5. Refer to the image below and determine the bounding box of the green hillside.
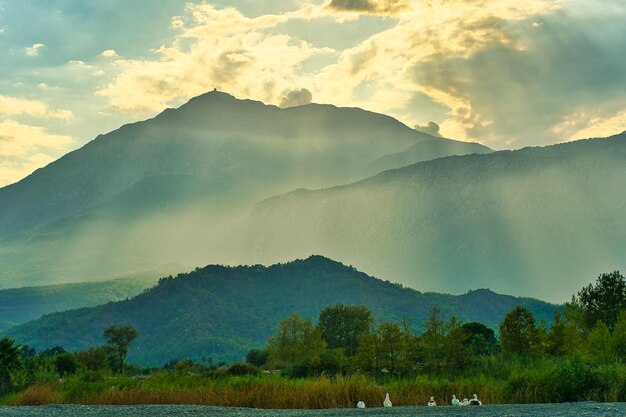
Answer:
[0,274,159,332]
[4,256,558,366]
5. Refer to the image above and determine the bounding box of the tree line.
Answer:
[0,271,624,397]
[248,271,626,376]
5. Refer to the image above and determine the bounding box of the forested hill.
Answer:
[0,274,159,332]
[4,256,558,366]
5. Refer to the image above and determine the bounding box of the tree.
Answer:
[246,348,269,367]
[422,306,446,366]
[547,311,581,356]
[573,271,626,330]
[104,325,139,374]
[76,346,111,372]
[500,306,539,356]
[0,338,21,393]
[318,304,373,356]
[267,314,326,367]
[55,352,78,377]
[585,321,612,364]
[377,321,410,375]
[610,310,626,362]
[445,316,467,368]
[462,322,497,356]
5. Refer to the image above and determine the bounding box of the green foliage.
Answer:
[462,322,497,356]
[4,256,559,366]
[54,352,78,377]
[76,346,111,372]
[0,338,21,393]
[227,363,259,376]
[610,311,626,362]
[500,306,540,357]
[573,271,626,331]
[245,349,268,367]
[267,315,326,367]
[318,304,373,356]
[103,325,139,374]
[422,306,446,366]
[547,311,581,356]
[585,321,613,364]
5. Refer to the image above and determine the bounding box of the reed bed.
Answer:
[7,364,626,407]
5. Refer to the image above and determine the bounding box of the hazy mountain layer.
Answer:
[0,274,159,332]
[3,256,557,366]
[0,91,489,288]
[245,133,626,301]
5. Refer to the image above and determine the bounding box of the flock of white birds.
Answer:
[356,392,482,408]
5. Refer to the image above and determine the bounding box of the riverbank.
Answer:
[2,362,625,408]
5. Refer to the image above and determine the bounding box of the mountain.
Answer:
[0,274,160,332]
[0,91,490,288]
[3,256,557,366]
[367,138,492,175]
[244,133,626,301]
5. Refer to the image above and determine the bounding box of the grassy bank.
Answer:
[3,359,626,407]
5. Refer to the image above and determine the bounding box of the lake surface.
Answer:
[1,403,624,417]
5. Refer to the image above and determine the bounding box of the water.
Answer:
[1,403,624,417]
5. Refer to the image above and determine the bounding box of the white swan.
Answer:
[383,393,392,408]
[469,394,482,406]
[460,397,469,406]
[451,395,460,406]
[427,396,436,406]
[356,401,366,409]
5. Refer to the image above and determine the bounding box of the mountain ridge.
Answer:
[245,132,626,301]
[3,256,558,366]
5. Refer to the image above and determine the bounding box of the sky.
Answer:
[0,0,625,187]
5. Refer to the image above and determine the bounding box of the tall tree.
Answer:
[547,311,581,356]
[573,271,626,330]
[422,306,446,366]
[103,325,139,374]
[610,310,626,362]
[462,322,497,356]
[318,304,373,356]
[267,314,326,366]
[0,338,21,393]
[500,306,539,356]
[445,316,467,368]
[585,321,613,364]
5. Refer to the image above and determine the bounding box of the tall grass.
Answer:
[6,361,626,407]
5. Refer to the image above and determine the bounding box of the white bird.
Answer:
[460,397,469,406]
[383,393,392,408]
[451,395,460,406]
[356,401,366,409]
[469,394,482,406]
[427,396,436,406]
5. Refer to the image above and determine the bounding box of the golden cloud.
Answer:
[0,95,74,120]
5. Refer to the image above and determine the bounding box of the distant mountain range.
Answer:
[245,133,626,301]
[3,256,558,366]
[0,91,490,289]
[0,274,159,332]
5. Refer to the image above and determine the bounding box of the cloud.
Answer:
[414,121,441,137]
[280,88,313,108]
[408,8,626,146]
[0,95,74,120]
[95,4,333,114]
[0,120,74,158]
[100,49,119,58]
[327,0,410,14]
[25,43,44,56]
